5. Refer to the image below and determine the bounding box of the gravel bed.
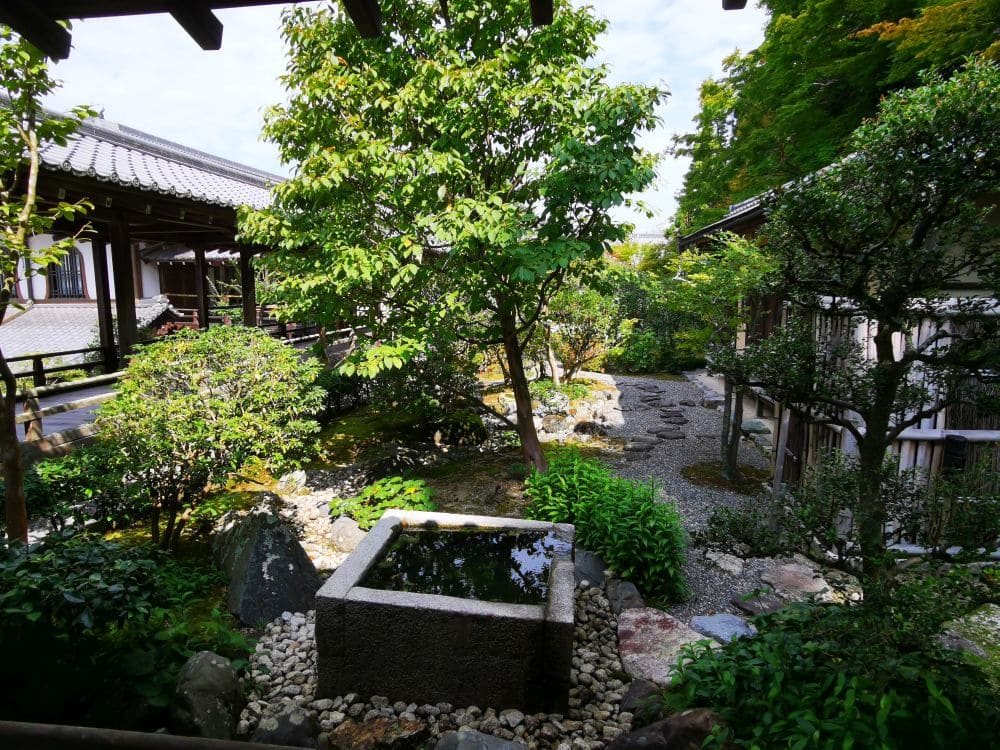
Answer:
[239,580,632,749]
[601,374,781,622]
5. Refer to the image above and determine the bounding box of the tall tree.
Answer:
[730,62,1000,607]
[673,0,999,234]
[1,27,91,541]
[668,234,776,481]
[240,0,662,471]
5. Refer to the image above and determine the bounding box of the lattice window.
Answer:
[48,249,85,299]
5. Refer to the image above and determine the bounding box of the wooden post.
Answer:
[239,247,257,327]
[31,356,45,388]
[194,247,209,330]
[90,229,118,372]
[109,216,138,360]
[771,406,792,500]
[23,396,41,441]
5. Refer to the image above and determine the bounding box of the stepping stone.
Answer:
[624,442,655,452]
[690,613,757,642]
[619,677,661,716]
[660,409,684,417]
[704,551,744,576]
[659,432,686,440]
[618,608,718,685]
[679,399,698,406]
[646,427,669,435]
[664,417,689,425]
[760,558,857,603]
[731,591,783,616]
[701,393,725,408]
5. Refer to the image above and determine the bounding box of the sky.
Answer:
[43,1,768,236]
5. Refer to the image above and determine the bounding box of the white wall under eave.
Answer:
[140,258,161,297]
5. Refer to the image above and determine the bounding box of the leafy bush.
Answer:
[529,377,591,403]
[27,443,143,530]
[314,367,372,419]
[604,329,667,373]
[662,596,1000,749]
[0,532,251,726]
[97,326,324,549]
[524,449,688,601]
[330,476,437,530]
[696,502,794,559]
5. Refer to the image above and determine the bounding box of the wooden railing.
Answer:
[6,346,114,386]
[15,372,122,441]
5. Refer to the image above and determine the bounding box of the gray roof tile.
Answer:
[39,117,282,211]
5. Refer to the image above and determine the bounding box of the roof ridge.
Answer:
[75,117,285,188]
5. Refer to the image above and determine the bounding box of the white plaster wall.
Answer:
[140,259,160,297]
[20,234,137,300]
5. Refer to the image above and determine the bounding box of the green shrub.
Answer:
[524,449,688,601]
[315,367,372,419]
[27,443,143,530]
[330,476,437,530]
[0,532,251,727]
[97,326,324,549]
[696,502,795,559]
[604,329,667,373]
[529,378,591,403]
[430,408,489,446]
[662,597,1000,749]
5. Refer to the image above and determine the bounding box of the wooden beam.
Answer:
[169,2,223,51]
[341,0,382,38]
[530,0,553,26]
[722,0,748,9]
[0,0,72,60]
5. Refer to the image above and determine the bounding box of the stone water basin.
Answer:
[315,510,575,712]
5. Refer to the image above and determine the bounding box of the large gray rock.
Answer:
[606,709,724,750]
[741,419,771,435]
[436,729,526,750]
[606,579,645,613]
[331,515,366,553]
[690,613,757,642]
[252,707,319,747]
[213,509,322,626]
[619,678,661,719]
[170,651,244,739]
[575,548,608,584]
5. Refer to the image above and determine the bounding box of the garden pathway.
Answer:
[601,373,780,621]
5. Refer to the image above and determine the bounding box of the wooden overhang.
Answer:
[678,196,767,251]
[33,114,279,365]
[0,0,754,59]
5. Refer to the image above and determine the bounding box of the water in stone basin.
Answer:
[361,528,571,605]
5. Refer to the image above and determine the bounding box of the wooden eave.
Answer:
[36,169,242,244]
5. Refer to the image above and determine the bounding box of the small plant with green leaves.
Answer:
[661,587,1000,749]
[330,476,436,530]
[525,448,688,601]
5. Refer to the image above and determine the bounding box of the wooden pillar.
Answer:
[194,248,209,330]
[90,228,118,372]
[239,248,257,327]
[109,215,138,360]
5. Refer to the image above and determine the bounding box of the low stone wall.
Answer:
[315,510,576,713]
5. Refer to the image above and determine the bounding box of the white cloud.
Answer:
[42,0,767,235]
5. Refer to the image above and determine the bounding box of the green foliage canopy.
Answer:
[97,326,323,548]
[239,0,663,377]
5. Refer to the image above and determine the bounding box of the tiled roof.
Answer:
[39,117,282,210]
[140,244,244,264]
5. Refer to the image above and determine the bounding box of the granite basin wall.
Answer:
[315,510,575,713]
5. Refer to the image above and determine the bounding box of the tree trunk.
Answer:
[856,327,903,611]
[723,386,743,481]
[0,348,27,543]
[720,376,733,468]
[546,335,562,387]
[501,312,548,473]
